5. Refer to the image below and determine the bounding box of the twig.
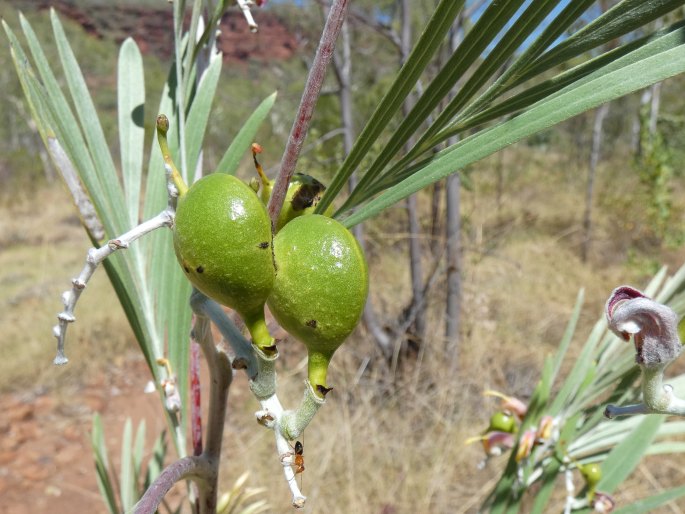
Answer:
[236,0,259,32]
[47,137,104,241]
[53,209,174,365]
[268,0,350,226]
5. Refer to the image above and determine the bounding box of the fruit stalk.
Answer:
[156,114,188,196]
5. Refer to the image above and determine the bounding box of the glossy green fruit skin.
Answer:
[267,215,368,386]
[580,462,602,488]
[275,174,334,231]
[174,173,275,325]
[487,411,516,434]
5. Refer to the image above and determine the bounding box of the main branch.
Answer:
[268,0,349,225]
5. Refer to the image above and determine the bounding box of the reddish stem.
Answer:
[190,336,203,456]
[134,456,213,514]
[268,0,350,226]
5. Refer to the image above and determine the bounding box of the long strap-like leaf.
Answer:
[339,41,685,228]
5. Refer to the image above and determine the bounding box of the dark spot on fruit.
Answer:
[258,241,270,249]
[196,266,204,273]
[183,265,190,273]
[306,319,318,328]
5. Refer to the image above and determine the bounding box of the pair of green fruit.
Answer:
[158,116,368,397]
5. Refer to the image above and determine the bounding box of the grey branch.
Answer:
[53,209,174,365]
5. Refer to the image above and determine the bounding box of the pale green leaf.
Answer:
[598,415,665,492]
[216,91,277,175]
[91,414,118,514]
[185,56,222,184]
[120,418,135,512]
[118,38,145,227]
[50,9,128,232]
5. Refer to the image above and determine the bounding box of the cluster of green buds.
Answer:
[157,116,368,398]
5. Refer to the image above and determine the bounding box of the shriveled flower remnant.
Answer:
[604,286,685,419]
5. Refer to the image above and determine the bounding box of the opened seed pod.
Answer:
[267,215,368,395]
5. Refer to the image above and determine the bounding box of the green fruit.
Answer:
[267,215,368,395]
[275,174,334,231]
[579,462,601,488]
[487,411,516,434]
[174,173,275,347]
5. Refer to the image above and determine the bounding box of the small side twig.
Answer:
[268,0,350,225]
[236,0,259,32]
[53,209,174,365]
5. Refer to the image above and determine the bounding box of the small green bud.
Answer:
[487,411,516,434]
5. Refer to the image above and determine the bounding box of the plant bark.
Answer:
[581,102,610,262]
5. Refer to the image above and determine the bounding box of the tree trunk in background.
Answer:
[648,81,662,137]
[632,88,652,157]
[445,171,461,369]
[445,19,463,370]
[331,15,393,358]
[401,0,426,348]
[581,102,610,262]
[430,182,443,255]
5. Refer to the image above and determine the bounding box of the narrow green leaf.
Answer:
[338,0,521,212]
[441,20,685,145]
[457,0,596,123]
[515,0,685,86]
[397,0,561,173]
[133,420,146,491]
[340,43,685,227]
[599,415,665,492]
[185,55,222,184]
[50,9,128,232]
[91,414,119,514]
[6,20,155,371]
[612,485,685,514]
[550,289,584,388]
[315,0,466,214]
[120,418,135,512]
[16,14,110,232]
[118,38,146,227]
[216,91,277,175]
